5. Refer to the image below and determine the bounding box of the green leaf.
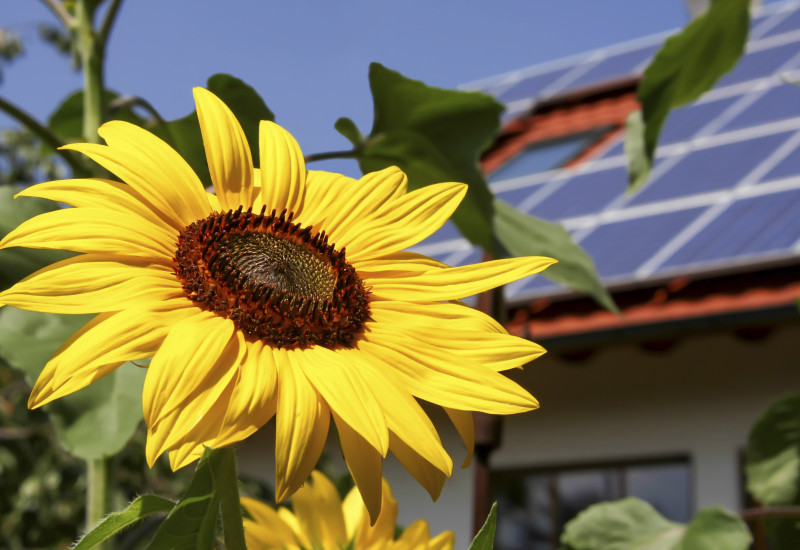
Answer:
[627,0,750,191]
[335,117,364,147]
[0,187,73,292]
[347,62,503,254]
[48,89,147,147]
[147,447,233,550]
[493,199,617,312]
[0,307,147,459]
[73,495,175,550]
[675,507,752,550]
[468,502,497,550]
[156,74,274,187]
[561,498,684,550]
[746,393,800,506]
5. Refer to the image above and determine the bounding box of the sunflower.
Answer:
[0,88,553,520]
[242,470,454,550]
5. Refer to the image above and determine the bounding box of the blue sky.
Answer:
[3,1,702,177]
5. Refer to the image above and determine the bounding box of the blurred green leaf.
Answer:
[0,307,146,460]
[73,495,174,550]
[493,199,616,312]
[0,187,73,291]
[561,498,684,550]
[342,62,502,254]
[156,74,274,187]
[627,0,750,191]
[746,393,800,548]
[48,89,147,148]
[561,498,751,550]
[147,448,228,550]
[677,507,752,550]
[335,116,364,147]
[468,502,497,550]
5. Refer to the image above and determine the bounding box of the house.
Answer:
[240,2,800,548]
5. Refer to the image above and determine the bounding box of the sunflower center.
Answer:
[174,206,370,349]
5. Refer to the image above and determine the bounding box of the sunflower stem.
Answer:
[216,446,247,550]
[86,457,112,549]
[75,0,106,144]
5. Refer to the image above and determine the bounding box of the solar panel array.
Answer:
[412,1,800,303]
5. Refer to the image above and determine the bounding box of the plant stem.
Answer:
[75,0,105,143]
[86,457,111,542]
[39,0,74,28]
[304,149,359,163]
[217,447,247,550]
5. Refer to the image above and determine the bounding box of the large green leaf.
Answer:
[676,508,752,550]
[627,0,750,190]
[561,498,751,550]
[561,498,684,550]
[48,89,147,147]
[468,502,498,550]
[745,393,800,548]
[0,187,73,292]
[147,448,230,550]
[340,62,502,254]
[73,495,175,550]
[0,306,146,460]
[155,74,274,187]
[746,393,800,506]
[493,199,617,312]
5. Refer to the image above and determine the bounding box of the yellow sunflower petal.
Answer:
[210,339,278,449]
[389,432,447,501]
[193,88,256,211]
[370,306,545,371]
[28,299,197,408]
[443,408,475,468]
[370,300,506,334]
[293,346,388,456]
[360,328,539,414]
[342,182,467,262]
[355,357,452,476]
[292,471,348,549]
[345,477,398,550]
[242,497,301,550]
[274,353,330,502]
[259,121,305,215]
[335,413,384,525]
[354,252,448,277]
[65,122,210,227]
[429,531,456,550]
[0,255,181,314]
[369,255,557,301]
[142,313,239,465]
[16,178,176,232]
[0,207,177,263]
[398,520,431,546]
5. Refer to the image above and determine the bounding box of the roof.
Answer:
[411,0,800,318]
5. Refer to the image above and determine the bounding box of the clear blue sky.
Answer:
[2,1,710,177]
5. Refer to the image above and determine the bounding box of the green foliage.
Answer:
[341,63,614,310]
[0,28,23,83]
[48,89,146,146]
[73,495,175,550]
[560,498,751,550]
[0,130,67,187]
[745,393,800,547]
[0,187,72,291]
[627,0,750,190]
[339,62,501,254]
[0,307,147,460]
[147,448,228,550]
[468,502,498,550]
[154,73,274,187]
[493,200,617,313]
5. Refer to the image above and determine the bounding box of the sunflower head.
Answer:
[242,470,455,550]
[0,87,555,521]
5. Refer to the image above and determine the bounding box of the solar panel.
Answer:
[448,1,800,299]
[661,187,800,268]
[566,44,660,91]
[496,68,573,103]
[627,131,795,205]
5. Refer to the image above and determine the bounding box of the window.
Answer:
[491,457,692,550]
[488,131,607,183]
